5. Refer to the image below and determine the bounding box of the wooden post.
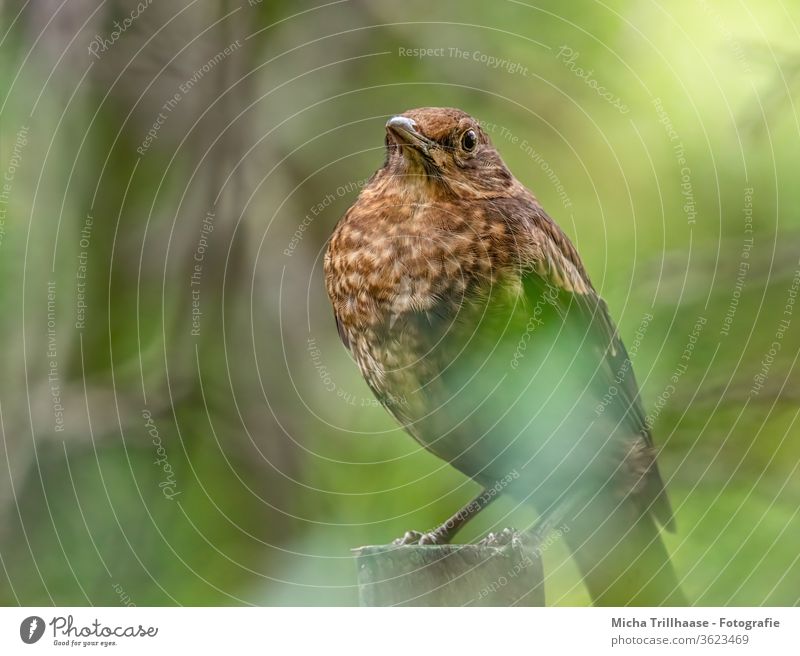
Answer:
[354,542,544,606]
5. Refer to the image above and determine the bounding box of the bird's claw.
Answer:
[392,529,447,546]
[479,527,524,549]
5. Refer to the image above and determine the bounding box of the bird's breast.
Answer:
[325,196,521,406]
[325,200,500,332]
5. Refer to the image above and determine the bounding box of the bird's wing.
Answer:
[334,314,350,350]
[529,214,650,439]
[495,197,675,529]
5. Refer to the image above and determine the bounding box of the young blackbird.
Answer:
[324,107,685,605]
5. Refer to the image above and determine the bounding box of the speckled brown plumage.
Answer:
[324,108,685,605]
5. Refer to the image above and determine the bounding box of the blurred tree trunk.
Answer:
[0,0,301,604]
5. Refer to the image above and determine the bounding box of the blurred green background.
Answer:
[0,0,798,606]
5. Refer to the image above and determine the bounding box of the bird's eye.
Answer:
[460,129,477,152]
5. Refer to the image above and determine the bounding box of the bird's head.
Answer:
[383,107,515,199]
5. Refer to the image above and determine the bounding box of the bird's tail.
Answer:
[562,494,687,606]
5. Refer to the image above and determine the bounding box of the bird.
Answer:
[324,107,686,605]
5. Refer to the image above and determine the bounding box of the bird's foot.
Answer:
[478,527,524,549]
[392,529,448,546]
